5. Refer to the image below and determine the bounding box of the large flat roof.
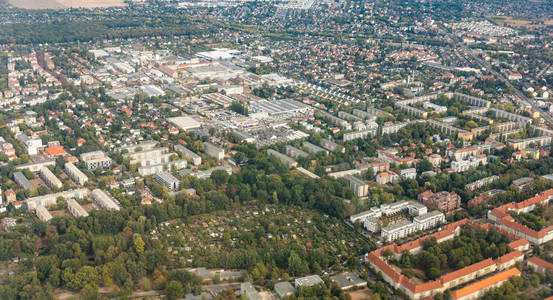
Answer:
[168,116,202,130]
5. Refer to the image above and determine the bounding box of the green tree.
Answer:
[165,280,184,300]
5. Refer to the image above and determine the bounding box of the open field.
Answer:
[349,288,372,300]
[489,16,553,28]
[8,0,126,9]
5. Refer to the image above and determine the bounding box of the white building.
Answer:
[204,142,224,160]
[35,206,53,222]
[65,162,88,185]
[451,155,487,172]
[413,210,445,231]
[138,159,188,176]
[39,167,63,189]
[154,171,180,191]
[80,151,112,170]
[175,145,202,166]
[91,189,120,211]
[400,168,417,180]
[381,220,416,242]
[67,198,89,218]
[346,175,369,198]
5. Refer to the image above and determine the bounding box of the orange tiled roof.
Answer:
[44,145,66,156]
[439,259,495,283]
[495,250,523,265]
[450,268,521,299]
[508,238,528,250]
[528,256,553,272]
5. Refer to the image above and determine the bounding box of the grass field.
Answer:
[8,0,126,9]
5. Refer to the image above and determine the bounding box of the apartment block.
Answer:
[418,190,461,213]
[91,189,120,211]
[267,149,298,168]
[14,171,33,190]
[67,198,89,218]
[346,175,369,198]
[65,162,88,185]
[80,151,112,170]
[35,206,53,222]
[154,171,180,191]
[413,210,445,231]
[285,145,308,159]
[138,159,188,176]
[175,145,202,166]
[320,138,341,153]
[204,142,225,160]
[302,141,328,155]
[39,167,63,189]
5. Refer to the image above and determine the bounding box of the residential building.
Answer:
[527,256,553,274]
[175,145,202,166]
[39,167,63,189]
[296,167,319,179]
[320,138,341,153]
[367,219,524,299]
[138,159,187,177]
[346,175,369,198]
[413,210,445,231]
[408,203,427,216]
[14,171,33,190]
[450,268,521,300]
[418,190,461,213]
[295,275,324,287]
[302,141,328,155]
[80,151,112,170]
[465,175,499,191]
[381,220,416,242]
[154,171,180,191]
[342,128,377,141]
[1,217,16,232]
[381,122,408,135]
[376,171,399,185]
[508,136,552,151]
[427,154,442,167]
[25,189,89,210]
[35,206,53,222]
[400,168,417,179]
[285,145,308,159]
[203,142,224,160]
[488,189,553,244]
[67,198,89,218]
[5,189,15,204]
[91,189,120,211]
[267,149,298,168]
[451,155,488,172]
[65,162,88,185]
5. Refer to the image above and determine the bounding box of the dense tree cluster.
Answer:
[397,226,511,281]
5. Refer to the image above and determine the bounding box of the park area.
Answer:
[153,204,371,283]
[8,0,126,9]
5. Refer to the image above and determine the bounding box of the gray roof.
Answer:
[274,281,296,297]
[14,171,33,190]
[295,275,324,287]
[330,272,367,289]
